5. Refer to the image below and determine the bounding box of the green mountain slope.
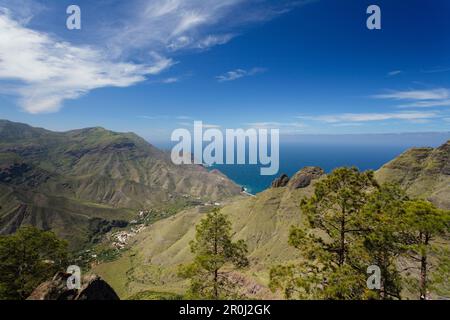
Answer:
[92,167,324,299]
[0,120,242,248]
[375,140,450,209]
[92,141,450,299]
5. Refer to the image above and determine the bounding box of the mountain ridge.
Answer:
[0,120,242,248]
[92,141,450,298]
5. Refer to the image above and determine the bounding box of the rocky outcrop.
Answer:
[27,273,119,300]
[288,166,324,189]
[271,174,290,188]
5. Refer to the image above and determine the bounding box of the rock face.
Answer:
[271,174,290,188]
[27,273,119,300]
[288,166,324,189]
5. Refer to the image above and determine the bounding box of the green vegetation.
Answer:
[402,200,450,299]
[91,141,450,299]
[269,168,450,300]
[0,119,241,249]
[270,167,378,299]
[375,141,450,210]
[360,184,408,299]
[2,120,448,300]
[0,226,68,300]
[127,290,183,300]
[178,208,249,299]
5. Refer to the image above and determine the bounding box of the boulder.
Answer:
[27,272,119,300]
[271,174,290,188]
[288,166,324,189]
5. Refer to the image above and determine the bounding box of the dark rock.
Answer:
[27,272,120,300]
[271,174,290,188]
[288,167,324,189]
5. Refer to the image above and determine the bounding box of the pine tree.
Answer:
[402,200,450,300]
[178,208,249,299]
[270,167,378,299]
[0,226,69,300]
[361,183,408,299]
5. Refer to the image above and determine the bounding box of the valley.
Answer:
[1,120,449,300]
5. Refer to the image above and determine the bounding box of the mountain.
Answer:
[92,141,450,299]
[92,167,324,299]
[375,140,450,209]
[0,120,242,248]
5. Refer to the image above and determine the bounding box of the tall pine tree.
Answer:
[361,183,408,299]
[179,208,249,299]
[402,200,450,299]
[270,167,378,299]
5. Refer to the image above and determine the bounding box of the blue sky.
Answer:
[0,0,449,143]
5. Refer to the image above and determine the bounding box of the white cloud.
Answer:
[0,11,173,113]
[397,99,450,108]
[245,121,304,128]
[373,89,449,101]
[216,67,266,82]
[297,112,438,123]
[202,123,221,129]
[196,34,235,49]
[422,66,450,73]
[162,77,181,84]
[108,0,299,55]
[387,70,402,76]
[0,0,306,113]
[244,121,305,134]
[178,121,220,128]
[373,88,450,108]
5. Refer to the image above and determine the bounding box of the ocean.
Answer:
[210,136,450,194]
[158,132,450,195]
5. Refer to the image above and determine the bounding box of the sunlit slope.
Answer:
[93,169,321,299]
[375,140,450,209]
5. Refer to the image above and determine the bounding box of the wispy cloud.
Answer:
[106,0,304,56]
[387,70,402,77]
[397,99,450,108]
[216,67,266,82]
[373,88,450,108]
[373,89,449,100]
[176,116,193,120]
[0,11,173,113]
[244,121,305,133]
[161,77,181,84]
[245,121,304,128]
[137,115,169,120]
[178,121,220,128]
[297,111,438,123]
[421,66,450,74]
[0,0,303,113]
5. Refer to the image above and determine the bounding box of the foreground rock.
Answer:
[27,273,119,300]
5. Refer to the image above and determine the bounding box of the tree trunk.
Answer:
[339,214,346,266]
[214,269,218,299]
[419,233,429,300]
